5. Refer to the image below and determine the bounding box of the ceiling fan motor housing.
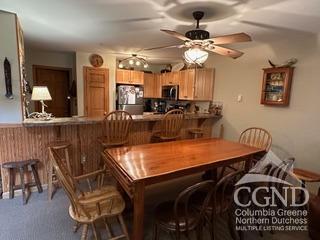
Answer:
[185,29,210,40]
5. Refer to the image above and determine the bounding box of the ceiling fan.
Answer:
[143,11,252,64]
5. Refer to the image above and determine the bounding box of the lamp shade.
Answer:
[184,48,209,64]
[31,86,52,101]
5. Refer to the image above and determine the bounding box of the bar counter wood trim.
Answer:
[0,115,218,193]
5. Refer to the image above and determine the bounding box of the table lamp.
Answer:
[29,86,53,120]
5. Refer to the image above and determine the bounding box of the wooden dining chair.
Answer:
[152,109,184,142]
[239,127,272,151]
[153,180,214,240]
[97,110,133,148]
[49,146,129,240]
[47,141,72,200]
[191,170,245,240]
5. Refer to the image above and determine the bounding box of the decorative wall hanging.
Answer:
[268,58,298,68]
[4,58,13,99]
[261,67,294,106]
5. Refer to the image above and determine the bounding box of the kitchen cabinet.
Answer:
[116,69,144,85]
[161,72,179,86]
[178,68,214,101]
[144,73,161,98]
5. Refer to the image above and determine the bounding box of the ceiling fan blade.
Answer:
[206,46,244,59]
[142,44,185,51]
[209,33,252,45]
[160,29,191,41]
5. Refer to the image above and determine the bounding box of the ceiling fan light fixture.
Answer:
[118,62,124,68]
[143,63,148,68]
[184,48,208,64]
[129,59,134,65]
[136,60,141,66]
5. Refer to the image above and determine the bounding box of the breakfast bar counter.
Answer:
[0,113,221,193]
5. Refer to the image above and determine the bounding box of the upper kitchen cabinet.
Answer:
[130,70,144,85]
[144,73,161,98]
[179,68,214,101]
[179,69,195,100]
[116,69,131,84]
[116,69,144,85]
[161,72,179,86]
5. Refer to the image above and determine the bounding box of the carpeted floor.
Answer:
[0,174,311,240]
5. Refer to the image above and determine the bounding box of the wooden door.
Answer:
[144,73,155,98]
[33,65,71,117]
[84,67,109,117]
[116,69,131,84]
[130,70,144,85]
[179,69,195,100]
[194,68,214,100]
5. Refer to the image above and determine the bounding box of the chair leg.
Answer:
[91,223,100,240]
[152,223,159,240]
[31,164,43,193]
[103,218,113,239]
[48,162,53,200]
[81,224,88,240]
[9,168,14,199]
[73,221,81,233]
[19,167,26,205]
[118,214,130,239]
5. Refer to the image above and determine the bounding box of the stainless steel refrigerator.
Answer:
[117,85,144,115]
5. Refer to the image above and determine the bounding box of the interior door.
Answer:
[84,67,109,117]
[33,66,71,117]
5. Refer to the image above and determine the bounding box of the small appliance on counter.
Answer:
[161,85,178,100]
[117,85,144,115]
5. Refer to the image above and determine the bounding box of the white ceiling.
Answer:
[1,0,320,63]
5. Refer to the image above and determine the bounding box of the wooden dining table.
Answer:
[102,138,265,240]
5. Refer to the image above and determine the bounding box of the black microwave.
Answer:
[161,85,178,100]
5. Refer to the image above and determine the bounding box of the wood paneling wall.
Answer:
[0,119,214,192]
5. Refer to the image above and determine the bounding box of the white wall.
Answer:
[207,33,320,192]
[0,12,22,123]
[25,48,76,84]
[76,52,116,115]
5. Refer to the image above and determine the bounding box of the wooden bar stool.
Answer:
[2,159,43,205]
[97,110,133,149]
[47,141,72,200]
[188,128,204,139]
[152,109,184,142]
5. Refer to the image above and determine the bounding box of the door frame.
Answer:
[83,66,109,117]
[32,65,72,116]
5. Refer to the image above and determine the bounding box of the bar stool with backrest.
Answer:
[47,141,72,200]
[152,109,184,142]
[49,146,129,240]
[97,111,133,148]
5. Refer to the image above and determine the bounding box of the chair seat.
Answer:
[2,159,39,169]
[190,189,232,214]
[293,168,320,182]
[188,128,204,135]
[69,185,125,223]
[47,141,71,149]
[97,136,127,148]
[154,201,199,232]
[152,131,179,141]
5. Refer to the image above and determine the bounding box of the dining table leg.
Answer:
[132,181,145,240]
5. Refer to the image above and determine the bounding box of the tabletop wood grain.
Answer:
[105,138,263,183]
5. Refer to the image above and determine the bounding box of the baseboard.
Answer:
[1,184,48,199]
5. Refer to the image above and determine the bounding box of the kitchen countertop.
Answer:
[23,113,221,127]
